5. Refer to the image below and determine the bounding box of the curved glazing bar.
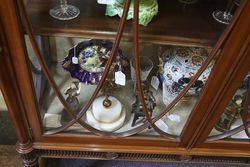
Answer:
[132,0,178,140]
[242,80,250,138]
[29,58,42,75]
[209,73,249,141]
[150,0,246,126]
[134,1,245,138]
[133,0,247,138]
[18,0,246,138]
[17,0,139,137]
[43,0,132,135]
[207,124,246,141]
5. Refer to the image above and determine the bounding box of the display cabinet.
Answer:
[0,0,249,166]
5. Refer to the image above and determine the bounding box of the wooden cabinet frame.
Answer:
[0,0,249,166]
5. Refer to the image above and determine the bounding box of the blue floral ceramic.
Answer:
[62,39,126,85]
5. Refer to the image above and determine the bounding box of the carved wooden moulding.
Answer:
[35,149,249,164]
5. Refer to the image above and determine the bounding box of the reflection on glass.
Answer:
[49,0,80,20]
[130,56,153,82]
[153,95,198,136]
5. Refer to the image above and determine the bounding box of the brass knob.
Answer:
[103,95,112,108]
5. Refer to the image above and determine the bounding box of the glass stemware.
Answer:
[212,0,240,25]
[130,56,153,93]
[234,0,241,6]
[130,56,153,83]
[49,0,80,20]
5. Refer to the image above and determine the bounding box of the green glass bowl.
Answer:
[105,0,158,26]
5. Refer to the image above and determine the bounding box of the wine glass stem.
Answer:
[60,0,68,6]
[60,0,68,13]
[225,0,234,14]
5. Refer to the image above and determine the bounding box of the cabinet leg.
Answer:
[16,141,38,167]
[20,151,38,167]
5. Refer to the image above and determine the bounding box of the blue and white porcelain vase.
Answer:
[159,47,213,104]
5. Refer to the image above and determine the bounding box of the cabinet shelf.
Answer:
[26,0,225,47]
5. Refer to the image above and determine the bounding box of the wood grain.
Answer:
[1,0,250,162]
[26,0,224,47]
[180,0,250,149]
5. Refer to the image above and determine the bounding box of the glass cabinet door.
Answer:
[20,0,246,141]
[208,74,250,142]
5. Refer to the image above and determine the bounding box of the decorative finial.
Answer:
[103,95,112,108]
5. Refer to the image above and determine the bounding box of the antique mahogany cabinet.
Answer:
[0,0,249,166]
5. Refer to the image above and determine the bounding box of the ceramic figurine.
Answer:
[215,75,250,132]
[105,0,158,26]
[61,81,81,124]
[131,85,156,127]
[215,95,243,132]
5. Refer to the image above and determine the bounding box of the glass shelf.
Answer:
[25,0,225,47]
[22,0,244,139]
[26,36,217,138]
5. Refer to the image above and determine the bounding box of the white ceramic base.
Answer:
[92,96,122,123]
[86,108,126,132]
